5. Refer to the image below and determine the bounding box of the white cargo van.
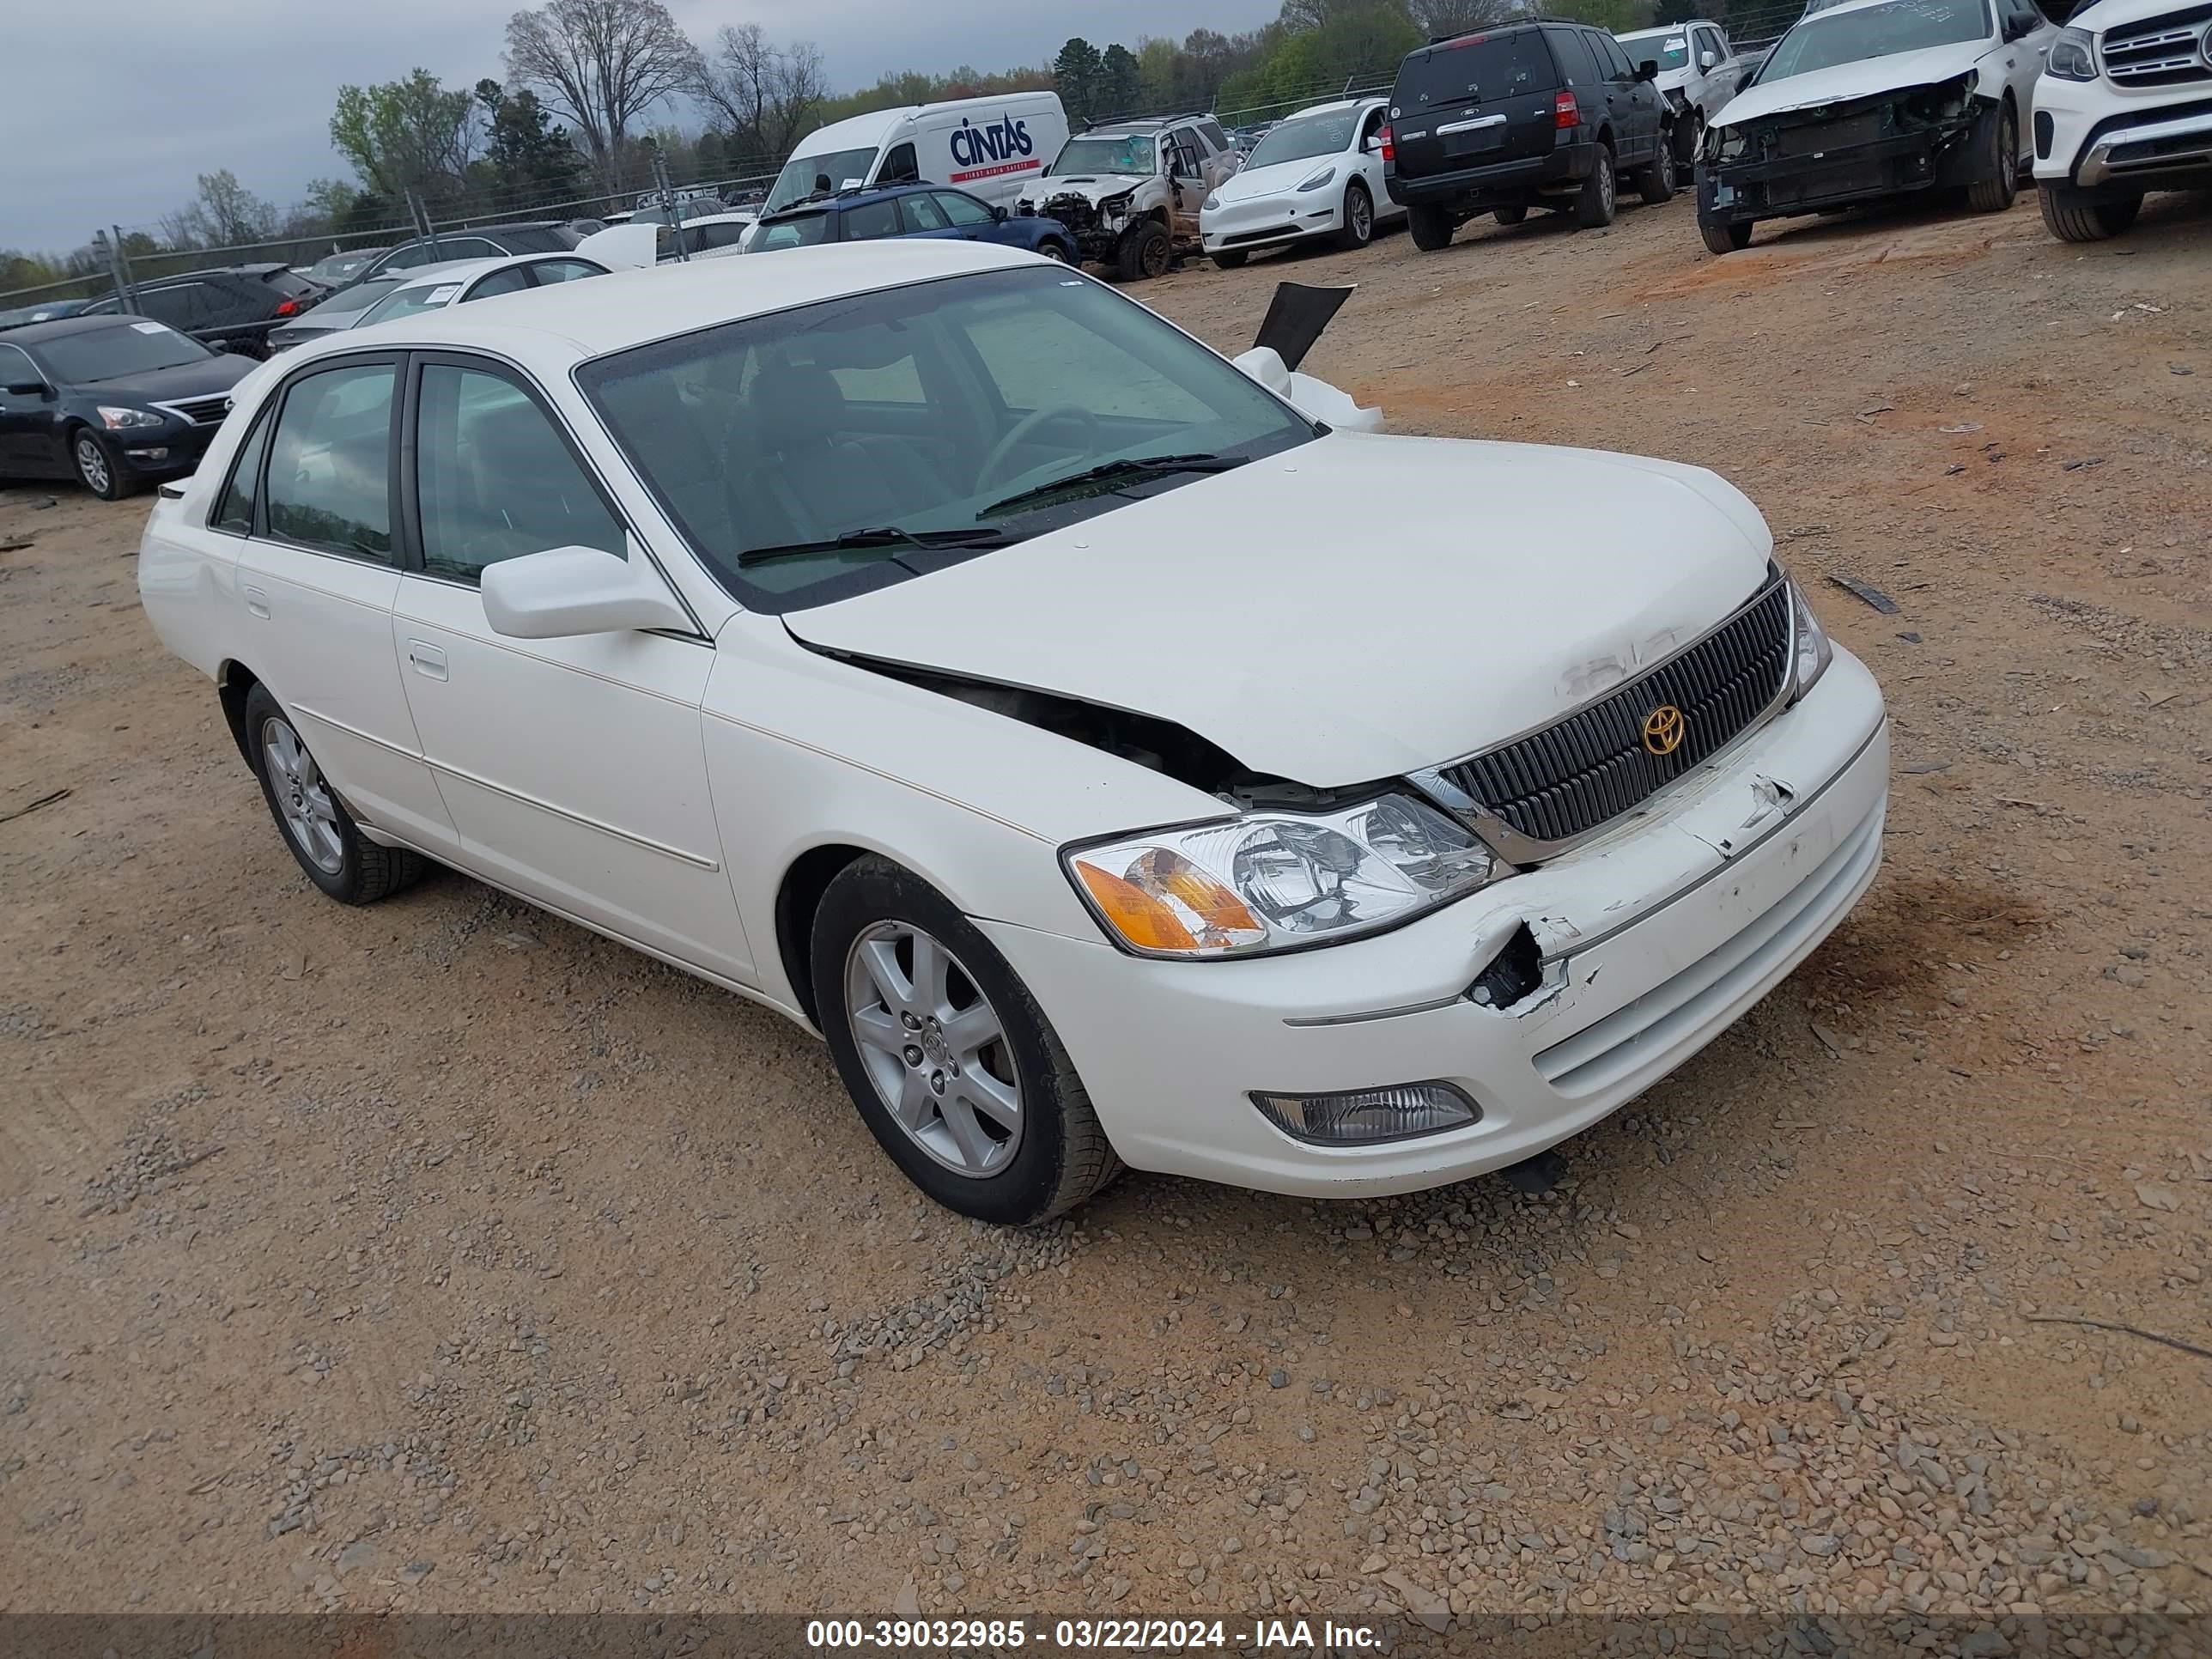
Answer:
[756,92,1071,222]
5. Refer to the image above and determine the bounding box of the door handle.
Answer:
[407,640,449,681]
[241,583,270,620]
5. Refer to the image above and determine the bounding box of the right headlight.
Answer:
[1065,793,1506,959]
[2045,26,2098,80]
[1787,575,1833,700]
[1201,191,1221,212]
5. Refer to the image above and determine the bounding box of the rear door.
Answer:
[1389,28,1563,180]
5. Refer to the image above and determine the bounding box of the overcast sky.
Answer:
[3,0,1280,257]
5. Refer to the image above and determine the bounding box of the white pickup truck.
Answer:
[2032,0,2212,240]
[1617,19,1753,175]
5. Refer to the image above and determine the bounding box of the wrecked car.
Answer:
[139,240,1889,1228]
[1023,117,1242,279]
[1696,0,2054,252]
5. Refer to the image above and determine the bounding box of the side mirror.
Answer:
[2003,10,2037,38]
[3,380,51,398]
[1637,58,1661,81]
[207,339,231,355]
[1699,50,1719,68]
[990,204,1007,221]
[480,544,692,639]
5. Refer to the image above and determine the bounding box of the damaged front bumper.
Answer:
[1699,80,1984,225]
[1036,191,1136,262]
[978,651,1890,1198]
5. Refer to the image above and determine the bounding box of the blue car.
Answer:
[748,183,1078,262]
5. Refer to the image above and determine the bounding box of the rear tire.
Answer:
[1211,247,1249,269]
[1574,146,1618,228]
[1493,204,1528,226]
[811,855,1121,1225]
[2038,181,2139,242]
[1700,216,1753,254]
[1966,103,2018,213]
[1638,135,1675,204]
[1334,179,1374,249]
[244,683,425,905]
[1115,220,1171,281]
[1407,202,1455,251]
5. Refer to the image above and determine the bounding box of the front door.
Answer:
[232,352,458,853]
[389,353,755,981]
[1166,129,1207,237]
[0,342,60,477]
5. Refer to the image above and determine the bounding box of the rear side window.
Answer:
[212,406,274,534]
[1397,31,1559,106]
[491,227,571,253]
[465,268,531,300]
[265,362,397,562]
[266,270,319,296]
[1200,118,1229,149]
[139,284,209,328]
[842,199,901,240]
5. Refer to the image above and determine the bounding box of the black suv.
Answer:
[1383,21,1673,249]
[81,264,327,360]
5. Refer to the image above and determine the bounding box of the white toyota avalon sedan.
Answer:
[138,242,1889,1224]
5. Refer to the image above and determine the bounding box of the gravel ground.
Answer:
[1,186,2208,1650]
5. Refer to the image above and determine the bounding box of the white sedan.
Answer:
[352,251,611,327]
[139,242,1889,1224]
[1200,98,1405,265]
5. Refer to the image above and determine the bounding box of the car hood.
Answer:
[782,433,1774,788]
[1213,155,1347,202]
[72,353,257,405]
[1718,42,1987,125]
[1036,173,1152,203]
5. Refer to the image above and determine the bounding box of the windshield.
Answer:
[577,265,1316,613]
[1618,29,1692,68]
[1047,135,1157,176]
[359,279,471,327]
[34,321,210,383]
[305,278,405,319]
[765,147,880,214]
[1759,0,1990,80]
[1246,111,1359,168]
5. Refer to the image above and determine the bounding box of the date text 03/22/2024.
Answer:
[805,1618,1384,1650]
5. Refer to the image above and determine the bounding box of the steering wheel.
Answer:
[976,404,1104,494]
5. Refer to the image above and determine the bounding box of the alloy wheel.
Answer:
[74,434,111,495]
[1349,189,1371,240]
[843,921,1024,1176]
[261,714,344,875]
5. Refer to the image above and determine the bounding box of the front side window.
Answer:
[1761,0,1991,80]
[576,264,1315,613]
[531,258,605,283]
[264,362,396,561]
[0,343,43,396]
[415,362,623,583]
[212,406,274,533]
[358,281,467,327]
[933,191,994,227]
[878,143,920,184]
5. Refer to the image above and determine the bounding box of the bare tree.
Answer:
[1407,0,1522,40]
[505,0,702,190]
[690,25,824,161]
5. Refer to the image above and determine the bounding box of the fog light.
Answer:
[1249,1081,1479,1146]
[129,447,170,460]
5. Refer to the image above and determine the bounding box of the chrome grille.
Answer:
[1437,579,1792,847]
[155,394,233,427]
[2103,5,2212,86]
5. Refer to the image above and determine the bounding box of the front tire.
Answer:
[2039,181,2140,242]
[1038,240,1071,262]
[1638,134,1675,204]
[1406,202,1455,251]
[70,428,131,501]
[1211,247,1249,269]
[1115,220,1171,281]
[1700,216,1753,254]
[1966,103,2018,213]
[1335,179,1374,249]
[1574,145,1618,227]
[244,684,425,904]
[811,855,1121,1224]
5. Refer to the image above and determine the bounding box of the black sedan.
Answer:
[0,315,256,500]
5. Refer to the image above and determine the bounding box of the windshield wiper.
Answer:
[981,453,1249,518]
[735,524,1022,569]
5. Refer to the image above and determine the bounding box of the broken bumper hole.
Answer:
[1468,922,1545,1010]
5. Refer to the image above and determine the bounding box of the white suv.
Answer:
[2033,0,2212,240]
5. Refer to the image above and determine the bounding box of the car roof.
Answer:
[761,182,933,222]
[3,313,172,347]
[330,240,1037,361]
[1282,98,1378,120]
